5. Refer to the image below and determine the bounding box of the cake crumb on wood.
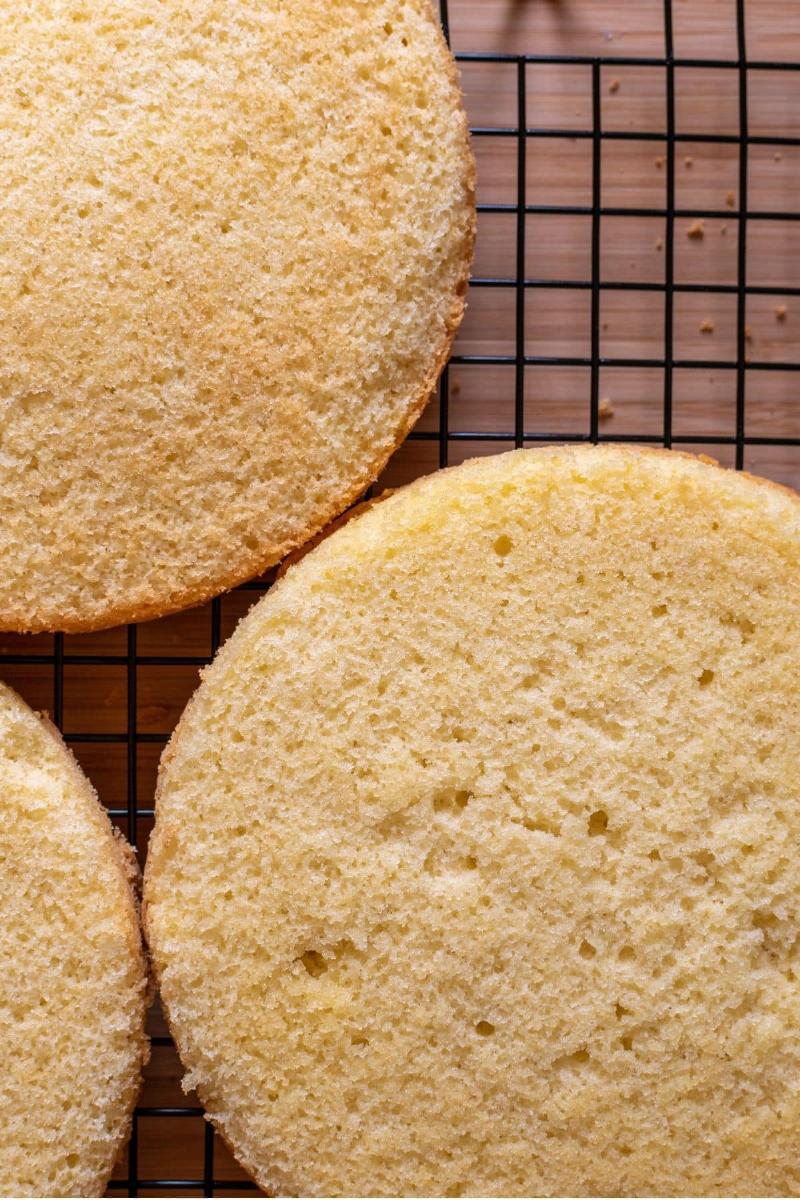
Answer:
[684,155,693,167]
[700,318,715,334]
[720,225,728,236]
[656,237,664,251]
[745,325,753,342]
[774,152,783,162]
[139,704,171,725]
[609,78,620,94]
[654,155,665,169]
[688,219,705,239]
[598,397,614,420]
[776,304,788,321]
[726,191,736,208]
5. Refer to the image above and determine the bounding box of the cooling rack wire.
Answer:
[1,0,798,1194]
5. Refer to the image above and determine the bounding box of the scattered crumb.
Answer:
[601,321,608,331]
[450,377,461,398]
[726,191,736,208]
[745,325,753,342]
[774,151,783,162]
[720,225,728,236]
[598,397,615,421]
[700,318,715,334]
[684,155,693,168]
[654,155,665,169]
[609,78,620,94]
[687,219,705,240]
[655,237,664,251]
[139,703,171,725]
[776,304,788,322]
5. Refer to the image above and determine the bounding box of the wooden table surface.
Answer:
[1,2,797,1195]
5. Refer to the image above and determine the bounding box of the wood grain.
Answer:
[0,2,797,1194]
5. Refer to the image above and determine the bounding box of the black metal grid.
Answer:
[1,0,799,1195]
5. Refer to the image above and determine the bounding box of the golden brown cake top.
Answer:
[0,0,474,631]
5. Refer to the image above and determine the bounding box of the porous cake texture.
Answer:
[146,447,800,1196]
[0,683,148,1198]
[0,0,474,631]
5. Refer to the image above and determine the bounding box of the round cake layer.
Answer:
[146,446,800,1196]
[0,0,473,631]
[0,683,148,1198]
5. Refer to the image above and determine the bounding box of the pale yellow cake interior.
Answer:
[146,446,800,1197]
[0,684,147,1198]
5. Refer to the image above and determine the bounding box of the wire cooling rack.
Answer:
[1,1,799,1195]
